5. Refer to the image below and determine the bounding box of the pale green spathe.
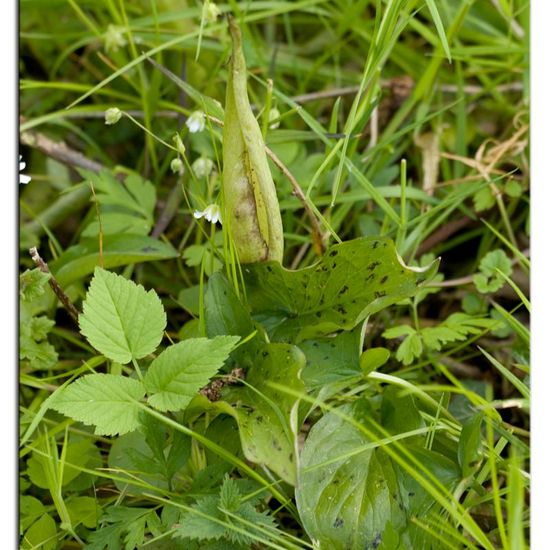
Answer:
[222,18,284,263]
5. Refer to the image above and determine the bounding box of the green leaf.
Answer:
[175,477,276,546]
[225,343,306,484]
[473,249,513,294]
[144,336,240,412]
[300,328,363,389]
[50,374,145,435]
[21,513,57,550]
[360,347,391,376]
[50,234,178,288]
[297,401,459,549]
[27,436,101,490]
[79,267,166,363]
[473,187,495,212]
[425,0,452,62]
[79,169,156,221]
[244,237,432,341]
[396,332,423,365]
[108,430,168,494]
[20,496,46,532]
[297,401,406,550]
[20,268,50,302]
[67,496,101,529]
[504,179,522,198]
[458,412,483,477]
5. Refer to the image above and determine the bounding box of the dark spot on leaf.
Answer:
[332,262,337,269]
[333,518,344,528]
[380,275,388,284]
[372,533,382,548]
[272,438,282,451]
[141,246,157,252]
[313,342,319,347]
[330,343,336,348]
[365,273,375,282]
[374,291,387,299]
[315,312,322,317]
[329,250,338,257]
[262,351,269,357]
[408,491,415,497]
[267,266,273,272]
[339,285,349,295]
[367,261,381,271]
[256,416,263,423]
[372,241,380,249]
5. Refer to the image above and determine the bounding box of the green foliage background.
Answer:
[20,1,529,548]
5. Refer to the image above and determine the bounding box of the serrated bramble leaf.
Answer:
[79,267,166,363]
[144,336,240,412]
[50,374,145,436]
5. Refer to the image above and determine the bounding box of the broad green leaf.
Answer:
[360,347,391,375]
[300,328,362,389]
[243,237,434,341]
[67,496,101,529]
[50,374,146,435]
[205,272,256,339]
[20,496,46,532]
[21,513,57,550]
[79,267,166,364]
[27,436,101,490]
[144,336,240,412]
[297,401,407,550]
[108,430,170,494]
[297,400,459,549]
[224,343,306,484]
[50,234,178,288]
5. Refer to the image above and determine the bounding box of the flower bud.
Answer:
[105,107,122,125]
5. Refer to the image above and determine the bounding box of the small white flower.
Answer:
[19,155,31,185]
[104,24,126,53]
[186,110,206,133]
[105,107,122,125]
[193,203,222,225]
[170,158,184,175]
[205,1,221,23]
[268,107,281,129]
[191,157,214,178]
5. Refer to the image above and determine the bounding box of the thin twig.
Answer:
[265,147,326,256]
[20,123,105,173]
[290,81,523,104]
[29,247,80,323]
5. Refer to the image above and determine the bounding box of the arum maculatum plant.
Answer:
[25,16,498,550]
[222,16,284,264]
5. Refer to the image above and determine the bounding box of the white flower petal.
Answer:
[20,174,31,185]
[186,111,206,134]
